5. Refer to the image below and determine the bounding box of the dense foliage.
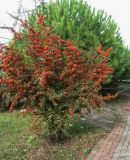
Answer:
[0,16,114,140]
[28,0,130,85]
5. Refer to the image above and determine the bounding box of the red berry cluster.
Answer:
[0,16,114,115]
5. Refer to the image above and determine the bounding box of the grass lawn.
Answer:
[0,112,37,160]
[0,112,105,160]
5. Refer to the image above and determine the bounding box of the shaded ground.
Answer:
[85,86,130,131]
[85,95,128,131]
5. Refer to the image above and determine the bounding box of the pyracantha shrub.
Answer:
[0,16,114,140]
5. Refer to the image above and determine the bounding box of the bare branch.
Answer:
[0,26,13,30]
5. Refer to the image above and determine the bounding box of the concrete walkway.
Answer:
[87,101,130,160]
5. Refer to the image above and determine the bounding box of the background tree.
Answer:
[27,0,130,87]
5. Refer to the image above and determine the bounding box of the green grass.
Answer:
[0,112,39,160]
[0,112,105,160]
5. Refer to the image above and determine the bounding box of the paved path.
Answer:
[87,100,130,160]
